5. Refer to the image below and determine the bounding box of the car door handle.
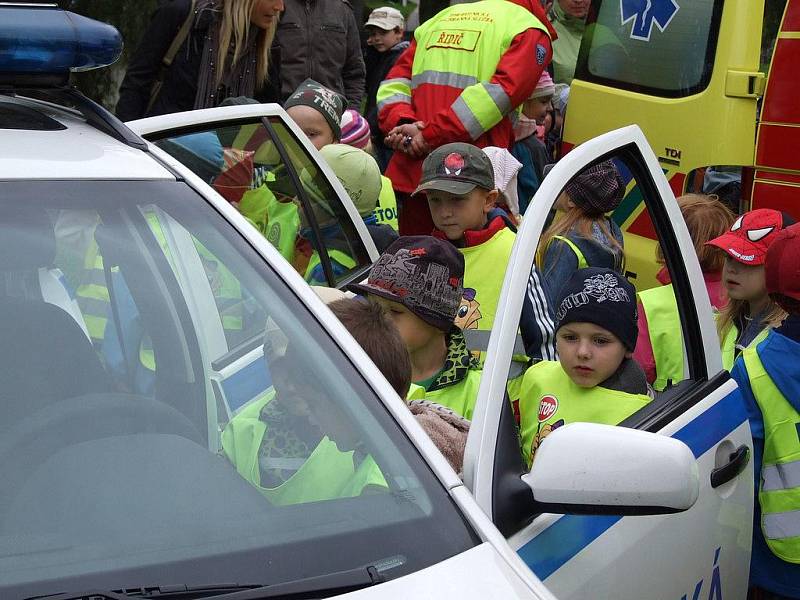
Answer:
[710,445,750,488]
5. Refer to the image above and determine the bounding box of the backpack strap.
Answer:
[146,0,197,115]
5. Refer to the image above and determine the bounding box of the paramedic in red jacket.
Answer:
[376,0,555,235]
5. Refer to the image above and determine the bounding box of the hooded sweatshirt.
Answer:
[549,0,586,84]
[731,315,800,597]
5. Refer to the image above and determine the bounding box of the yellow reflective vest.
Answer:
[375,176,399,231]
[221,391,387,505]
[519,360,651,467]
[638,283,684,391]
[742,343,800,562]
[721,322,771,371]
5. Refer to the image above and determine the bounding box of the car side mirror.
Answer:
[522,423,699,515]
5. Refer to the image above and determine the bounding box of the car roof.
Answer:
[0,94,174,181]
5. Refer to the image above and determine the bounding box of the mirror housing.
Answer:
[522,423,699,515]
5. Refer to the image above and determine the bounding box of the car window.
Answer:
[146,116,372,288]
[577,0,724,97]
[0,180,477,597]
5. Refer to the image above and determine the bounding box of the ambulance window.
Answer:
[576,0,724,97]
[761,0,788,71]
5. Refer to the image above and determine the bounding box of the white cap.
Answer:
[365,6,404,30]
[481,146,523,218]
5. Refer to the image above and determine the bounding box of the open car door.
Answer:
[127,104,379,289]
[465,126,754,599]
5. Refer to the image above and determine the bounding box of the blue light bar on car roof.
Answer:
[0,3,122,83]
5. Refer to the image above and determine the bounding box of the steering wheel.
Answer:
[0,393,204,514]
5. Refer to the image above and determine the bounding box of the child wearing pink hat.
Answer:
[512,70,555,214]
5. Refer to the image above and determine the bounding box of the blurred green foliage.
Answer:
[57,0,158,110]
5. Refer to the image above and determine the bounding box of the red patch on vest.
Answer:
[538,395,558,423]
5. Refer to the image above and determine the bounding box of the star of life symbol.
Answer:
[620,0,680,42]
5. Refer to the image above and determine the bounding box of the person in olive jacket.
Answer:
[273,0,366,108]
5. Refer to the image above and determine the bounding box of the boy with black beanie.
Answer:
[518,267,652,466]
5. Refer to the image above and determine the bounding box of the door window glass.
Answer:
[147,116,371,288]
[577,0,724,96]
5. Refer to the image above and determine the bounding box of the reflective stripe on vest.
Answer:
[376,78,412,112]
[519,360,651,467]
[742,342,800,562]
[75,243,110,344]
[221,392,387,505]
[638,283,684,391]
[721,323,770,371]
[406,0,548,138]
[552,235,588,269]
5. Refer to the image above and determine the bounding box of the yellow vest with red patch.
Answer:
[518,360,651,467]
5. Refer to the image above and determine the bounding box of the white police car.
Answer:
[0,4,752,600]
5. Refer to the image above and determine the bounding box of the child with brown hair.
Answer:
[707,208,794,370]
[633,193,735,390]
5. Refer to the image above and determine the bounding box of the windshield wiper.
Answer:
[27,566,384,600]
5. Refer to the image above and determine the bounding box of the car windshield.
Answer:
[0,180,476,598]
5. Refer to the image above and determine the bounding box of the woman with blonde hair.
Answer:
[633,193,735,390]
[117,0,284,121]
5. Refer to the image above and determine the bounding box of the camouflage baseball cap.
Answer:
[348,236,464,332]
[412,142,496,197]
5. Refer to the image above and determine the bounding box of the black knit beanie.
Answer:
[283,79,345,141]
[564,160,625,217]
[555,267,638,351]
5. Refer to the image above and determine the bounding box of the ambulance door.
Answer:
[127,105,378,289]
[563,0,764,290]
[465,126,754,600]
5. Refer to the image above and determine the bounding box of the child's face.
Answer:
[522,96,553,124]
[556,322,629,388]
[286,105,335,150]
[366,26,404,52]
[722,256,767,303]
[372,296,443,354]
[427,187,498,242]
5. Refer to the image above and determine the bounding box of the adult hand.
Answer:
[385,122,428,156]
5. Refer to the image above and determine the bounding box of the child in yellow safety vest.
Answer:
[300,144,398,285]
[730,222,800,598]
[519,267,653,467]
[537,160,626,308]
[412,142,556,368]
[706,208,794,370]
[348,236,484,421]
[221,342,387,506]
[328,296,470,474]
[633,193,734,391]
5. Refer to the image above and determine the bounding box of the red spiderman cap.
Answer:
[706,208,795,266]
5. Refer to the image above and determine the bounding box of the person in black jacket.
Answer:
[363,7,409,171]
[116,0,284,122]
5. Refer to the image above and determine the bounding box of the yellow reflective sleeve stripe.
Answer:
[452,82,510,140]
[376,78,412,111]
